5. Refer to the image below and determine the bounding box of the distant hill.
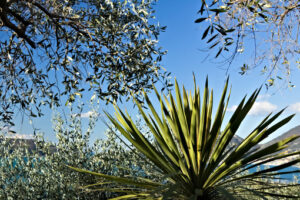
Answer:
[258,125,300,167]
[0,138,56,154]
[226,126,300,167]
[261,125,300,153]
[229,126,300,154]
[228,135,261,153]
[231,135,244,145]
[0,138,36,152]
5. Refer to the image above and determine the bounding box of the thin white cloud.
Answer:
[289,102,300,113]
[249,101,277,115]
[80,111,98,118]
[257,94,271,100]
[227,101,277,116]
[227,105,238,112]
[6,133,34,139]
[0,126,9,132]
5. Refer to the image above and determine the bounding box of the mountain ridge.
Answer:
[4,126,300,167]
[261,125,300,153]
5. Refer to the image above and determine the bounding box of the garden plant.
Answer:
[71,76,300,199]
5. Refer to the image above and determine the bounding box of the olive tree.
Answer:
[0,0,170,126]
[195,0,299,88]
[0,106,161,199]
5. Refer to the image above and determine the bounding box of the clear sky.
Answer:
[10,0,300,144]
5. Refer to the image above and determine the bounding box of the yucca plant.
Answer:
[70,76,300,199]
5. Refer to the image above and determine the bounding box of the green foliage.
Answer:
[0,106,160,199]
[195,0,300,88]
[0,0,171,126]
[72,76,300,199]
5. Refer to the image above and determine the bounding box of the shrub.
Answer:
[0,107,159,199]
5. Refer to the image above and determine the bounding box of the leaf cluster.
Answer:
[195,0,300,88]
[0,0,171,126]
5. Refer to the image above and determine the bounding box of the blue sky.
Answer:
[9,0,300,143]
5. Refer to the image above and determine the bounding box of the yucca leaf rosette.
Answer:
[70,76,300,199]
